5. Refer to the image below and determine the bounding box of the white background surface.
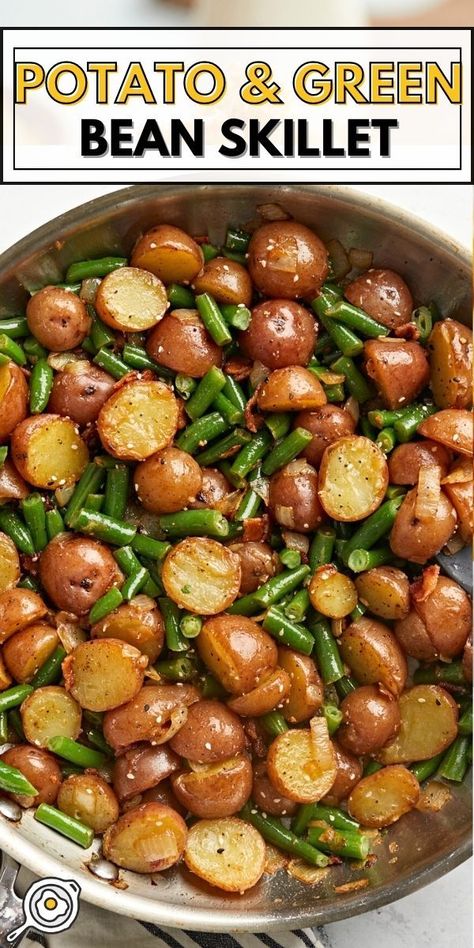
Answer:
[0,182,471,946]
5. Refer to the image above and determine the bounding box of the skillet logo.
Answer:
[6,878,81,945]
[2,27,471,183]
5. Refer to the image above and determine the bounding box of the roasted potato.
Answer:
[295,405,356,467]
[278,647,323,723]
[184,816,265,892]
[418,409,473,457]
[0,361,28,442]
[443,478,473,543]
[257,366,326,413]
[239,300,316,369]
[11,414,88,488]
[228,541,278,595]
[226,667,291,717]
[62,639,148,712]
[0,588,47,644]
[355,567,410,621]
[134,446,202,514]
[103,801,187,873]
[389,487,457,564]
[112,744,180,803]
[268,459,324,533]
[1,744,62,807]
[388,440,451,485]
[0,652,12,690]
[172,755,253,819]
[248,221,328,300]
[322,742,363,806]
[0,531,21,593]
[338,685,400,755]
[462,636,473,684]
[26,286,91,351]
[412,575,471,658]
[3,622,58,683]
[21,685,82,747]
[48,361,115,427]
[378,685,459,764]
[339,617,408,696]
[91,595,165,663]
[308,565,357,619]
[193,257,252,307]
[169,699,246,762]
[198,614,278,695]
[394,609,438,662]
[131,224,204,283]
[95,266,168,332]
[58,773,119,833]
[39,534,122,615]
[97,377,179,461]
[267,718,336,803]
[147,309,222,378]
[0,459,29,503]
[162,537,241,615]
[428,318,472,409]
[189,467,232,510]
[348,765,420,828]
[364,339,429,410]
[252,760,298,816]
[318,436,388,522]
[103,683,199,752]
[344,269,413,330]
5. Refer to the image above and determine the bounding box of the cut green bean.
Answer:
[200,673,227,699]
[230,429,272,479]
[103,465,130,521]
[386,485,407,500]
[279,548,301,570]
[220,303,251,331]
[45,508,65,540]
[195,428,251,467]
[131,533,170,561]
[240,803,329,868]
[410,753,445,783]
[0,316,29,339]
[21,493,48,551]
[331,356,373,403]
[323,703,343,735]
[326,300,389,338]
[0,759,38,796]
[83,726,114,758]
[167,283,195,309]
[186,367,226,421]
[114,545,142,575]
[0,684,33,714]
[0,711,8,743]
[413,661,466,687]
[222,375,246,413]
[314,309,364,358]
[75,508,136,546]
[394,404,437,443]
[308,825,370,861]
[347,545,394,573]
[121,567,149,601]
[335,676,358,699]
[31,646,67,688]
[350,601,367,622]
[265,413,292,441]
[218,460,246,490]
[341,498,403,567]
[121,343,173,379]
[8,708,25,739]
[48,735,107,769]
[176,412,228,454]
[90,311,115,351]
[260,710,289,739]
[93,347,130,379]
[262,427,312,476]
[212,392,243,425]
[175,374,197,400]
[29,359,54,414]
[0,446,7,467]
[360,416,377,440]
[159,597,188,652]
[263,606,314,655]
[159,509,229,539]
[0,333,26,366]
[0,508,35,555]
[309,527,336,571]
[34,802,94,848]
[88,587,123,624]
[368,408,411,429]
[195,293,232,346]
[413,305,433,344]
[363,760,383,777]
[66,256,127,283]
[308,614,344,684]
[225,226,250,253]
[229,565,310,615]
[180,614,203,639]
[285,588,310,622]
[222,249,247,265]
[234,485,262,522]
[292,802,359,836]
[155,655,197,682]
[438,736,471,782]
[376,427,397,454]
[64,461,106,526]
[85,494,104,512]
[18,576,40,592]
[458,706,473,736]
[201,243,220,262]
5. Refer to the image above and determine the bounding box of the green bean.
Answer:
[228,565,310,615]
[103,465,129,521]
[376,427,397,455]
[314,331,333,356]
[386,485,407,500]
[180,614,203,639]
[176,412,228,454]
[167,283,195,309]
[394,404,437,443]
[0,508,35,555]
[279,548,301,570]
[360,416,377,440]
[413,662,466,687]
[240,803,329,867]
[121,566,149,600]
[458,706,473,736]
[84,494,104,512]
[262,428,312,476]
[217,460,245,490]
[263,606,314,655]
[93,347,130,379]
[21,493,48,551]
[121,343,173,379]
[285,588,310,622]
[0,684,34,713]
[0,446,7,467]
[326,300,389,338]
[233,485,261,521]
[0,316,29,339]
[194,428,250,468]
[413,305,433,344]
[323,703,343,735]
[0,711,8,742]
[61,763,84,777]
[83,726,114,758]
[331,355,373,403]
[230,430,272,479]
[18,576,40,592]
[0,333,26,366]
[410,753,445,783]
[292,802,359,836]
[225,226,250,253]
[222,249,247,265]
[341,498,403,567]
[308,825,370,861]
[131,533,170,561]
[8,708,25,739]
[186,366,226,421]
[308,615,344,684]
[66,256,127,283]
[44,508,64,541]
[75,508,136,546]
[265,413,292,441]
[29,359,53,414]
[174,374,197,400]
[195,293,232,346]
[347,545,394,573]
[212,392,243,425]
[155,655,197,682]
[201,243,220,262]
[0,759,38,796]
[220,303,251,331]
[200,673,227,699]
[31,646,67,688]
[368,408,409,429]
[114,545,142,575]
[335,676,357,699]
[438,736,471,782]
[222,375,246,413]
[34,802,94,848]
[363,760,383,776]
[314,310,364,358]
[309,527,336,571]
[88,587,123,624]
[159,509,229,539]
[64,461,106,526]
[159,597,188,652]
[90,311,115,351]
[350,601,367,622]
[260,710,289,738]
[48,735,107,769]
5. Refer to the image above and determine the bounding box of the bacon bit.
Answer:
[334,878,369,894]
[242,515,270,542]
[20,554,39,575]
[287,860,330,885]
[225,356,252,381]
[192,235,211,245]
[175,397,187,430]
[244,385,265,433]
[394,322,420,341]
[264,844,289,875]
[416,780,452,813]
[243,719,267,758]
[410,564,440,603]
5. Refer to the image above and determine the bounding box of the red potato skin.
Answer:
[322,743,363,806]
[394,610,438,662]
[295,406,356,468]
[239,300,316,370]
[248,221,329,300]
[134,447,202,514]
[0,362,29,443]
[345,269,413,330]
[103,683,200,752]
[338,685,401,756]
[418,409,473,457]
[364,340,430,410]
[1,744,62,807]
[146,310,222,378]
[192,257,253,307]
[171,755,253,819]
[190,468,231,509]
[102,801,187,873]
[198,615,278,696]
[112,744,181,803]
[389,487,457,564]
[252,760,297,816]
[169,699,246,763]
[228,541,278,595]
[39,534,123,615]
[0,589,48,645]
[48,364,115,427]
[339,617,408,696]
[388,440,451,485]
[268,460,325,533]
[413,575,471,658]
[0,459,29,503]
[26,287,91,352]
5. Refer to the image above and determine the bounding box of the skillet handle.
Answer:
[0,854,26,948]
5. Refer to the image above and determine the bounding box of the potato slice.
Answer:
[309,565,357,619]
[21,685,82,747]
[0,531,20,593]
[172,755,253,819]
[11,415,89,488]
[58,773,119,833]
[131,224,204,283]
[162,537,241,614]
[355,567,410,621]
[184,817,265,892]
[103,802,187,873]
[3,623,58,683]
[91,595,164,663]
[267,718,336,803]
[428,319,472,409]
[62,638,148,711]
[98,378,178,461]
[257,366,327,413]
[378,685,459,764]
[0,588,48,645]
[418,409,473,457]
[318,436,388,522]
[339,617,407,696]
[95,266,168,332]
[278,648,323,723]
[226,668,291,717]
[348,765,419,828]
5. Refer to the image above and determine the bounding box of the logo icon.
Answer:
[6,877,81,943]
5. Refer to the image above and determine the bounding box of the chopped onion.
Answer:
[275,505,296,529]
[154,706,189,745]
[335,879,369,894]
[317,370,346,386]
[287,860,329,885]
[54,485,75,508]
[55,612,88,652]
[415,463,441,523]
[264,844,288,875]
[214,490,243,517]
[416,780,451,813]
[308,715,337,798]
[47,351,81,371]
[256,203,291,221]
[144,666,163,683]
[410,565,440,603]
[441,457,472,485]
[349,248,373,271]
[344,395,360,424]
[252,476,270,504]
[266,238,298,275]
[281,530,309,555]
[331,618,345,639]
[443,532,466,555]
[326,239,350,280]
[79,277,102,303]
[249,360,270,390]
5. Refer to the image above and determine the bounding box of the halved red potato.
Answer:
[112,744,180,803]
[0,459,29,503]
[295,405,356,468]
[239,300,316,369]
[134,446,202,514]
[95,267,168,332]
[257,366,326,413]
[184,817,265,892]
[97,378,179,461]
[48,361,115,428]
[348,765,420,828]
[172,755,253,819]
[339,617,407,696]
[193,257,253,307]
[318,436,388,522]
[103,801,187,873]
[3,623,58,683]
[0,361,28,442]
[169,699,246,763]
[103,683,199,752]
[0,588,48,645]
[228,541,278,595]
[40,534,122,616]
[388,440,451,485]
[338,685,401,756]
[21,686,82,747]
[443,478,473,543]
[252,760,298,816]
[92,595,165,663]
[412,575,471,658]
[378,685,459,764]
[267,718,336,803]
[0,532,20,594]
[418,409,473,457]
[268,460,324,533]
[344,269,413,330]
[355,567,410,621]
[62,639,148,712]
[226,667,291,717]
[428,318,472,409]
[131,224,204,283]
[322,743,363,806]
[11,415,89,488]
[389,487,457,564]
[1,744,62,807]
[364,340,429,410]
[162,537,241,614]
[58,773,119,833]
[248,220,329,300]
[308,565,357,619]
[26,286,91,351]
[198,614,277,696]
[278,648,323,723]
[394,610,438,662]
[146,310,222,378]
